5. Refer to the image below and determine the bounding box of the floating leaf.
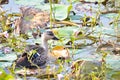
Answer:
[53,4,72,20]
[52,46,65,50]
[50,46,70,59]
[111,71,120,80]
[0,51,17,68]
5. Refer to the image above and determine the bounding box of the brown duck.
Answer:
[15,30,59,68]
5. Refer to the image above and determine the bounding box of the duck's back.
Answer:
[16,45,47,68]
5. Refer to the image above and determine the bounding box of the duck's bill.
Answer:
[52,36,59,40]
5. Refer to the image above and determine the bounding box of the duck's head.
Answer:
[41,30,59,41]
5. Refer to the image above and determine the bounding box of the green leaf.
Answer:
[111,71,120,80]
[14,0,72,20]
[0,68,14,80]
[0,52,17,68]
[53,4,72,20]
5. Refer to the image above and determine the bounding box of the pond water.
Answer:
[1,0,20,13]
[0,0,120,80]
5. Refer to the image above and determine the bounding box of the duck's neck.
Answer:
[41,36,48,54]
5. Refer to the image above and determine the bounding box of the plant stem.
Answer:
[49,0,53,29]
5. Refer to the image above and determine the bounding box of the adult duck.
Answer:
[15,30,59,68]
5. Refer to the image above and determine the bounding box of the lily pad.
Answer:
[111,71,120,80]
[53,4,72,20]
[14,0,44,6]
[50,46,70,59]
[14,0,72,20]
[103,13,119,19]
[0,52,17,68]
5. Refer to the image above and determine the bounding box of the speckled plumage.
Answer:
[16,45,47,68]
[15,31,59,69]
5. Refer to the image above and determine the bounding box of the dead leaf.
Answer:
[49,46,70,59]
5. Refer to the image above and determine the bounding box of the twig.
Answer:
[44,21,82,29]
[53,21,81,27]
[101,10,119,14]
[0,60,10,62]
[104,33,120,38]
[109,20,120,25]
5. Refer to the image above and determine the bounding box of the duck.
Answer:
[15,30,59,68]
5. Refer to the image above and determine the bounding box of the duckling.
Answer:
[15,30,59,68]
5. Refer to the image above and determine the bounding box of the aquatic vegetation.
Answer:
[0,0,120,80]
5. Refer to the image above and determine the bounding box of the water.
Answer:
[1,0,20,13]
[0,0,120,80]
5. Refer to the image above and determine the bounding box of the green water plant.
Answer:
[0,68,15,80]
